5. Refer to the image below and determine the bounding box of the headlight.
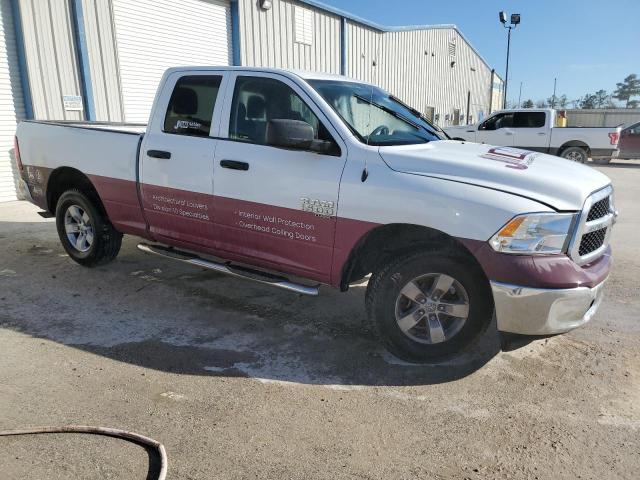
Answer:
[490,213,576,255]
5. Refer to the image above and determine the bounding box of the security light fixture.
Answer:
[498,12,522,108]
[259,0,272,10]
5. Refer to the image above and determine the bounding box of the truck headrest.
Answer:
[172,87,198,115]
[247,95,266,119]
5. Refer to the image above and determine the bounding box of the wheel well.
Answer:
[558,141,590,157]
[46,167,104,215]
[339,223,484,291]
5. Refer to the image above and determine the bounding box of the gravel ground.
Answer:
[1,160,639,479]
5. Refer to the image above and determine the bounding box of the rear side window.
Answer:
[164,75,222,137]
[514,112,546,128]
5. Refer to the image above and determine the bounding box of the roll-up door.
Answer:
[0,0,26,202]
[112,0,231,123]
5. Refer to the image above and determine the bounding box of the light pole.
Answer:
[499,12,521,109]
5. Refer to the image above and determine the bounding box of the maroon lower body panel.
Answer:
[89,174,149,238]
[23,165,610,290]
[461,239,611,289]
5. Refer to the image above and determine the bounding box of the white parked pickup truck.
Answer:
[15,67,616,362]
[445,108,621,164]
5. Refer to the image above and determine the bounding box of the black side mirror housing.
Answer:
[266,119,314,149]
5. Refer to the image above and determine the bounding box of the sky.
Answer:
[319,0,640,106]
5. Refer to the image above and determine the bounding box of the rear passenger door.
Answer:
[512,111,549,152]
[140,71,229,248]
[212,72,348,283]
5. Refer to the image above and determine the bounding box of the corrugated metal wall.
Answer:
[0,0,26,201]
[18,0,83,120]
[346,22,494,126]
[238,0,499,126]
[81,0,123,122]
[238,0,341,73]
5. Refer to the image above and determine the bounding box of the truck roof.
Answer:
[163,65,372,85]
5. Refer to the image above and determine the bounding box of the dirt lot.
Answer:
[1,161,639,480]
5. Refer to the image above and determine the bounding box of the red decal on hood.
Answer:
[481,147,539,170]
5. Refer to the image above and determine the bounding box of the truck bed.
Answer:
[16,120,147,236]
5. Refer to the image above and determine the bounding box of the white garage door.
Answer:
[112,0,231,123]
[0,0,26,202]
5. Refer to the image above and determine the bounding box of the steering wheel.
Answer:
[370,125,390,137]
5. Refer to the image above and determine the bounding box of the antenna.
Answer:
[362,39,381,182]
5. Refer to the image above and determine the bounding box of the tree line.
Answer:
[518,74,640,110]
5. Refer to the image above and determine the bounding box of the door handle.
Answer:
[220,160,249,171]
[504,132,514,136]
[537,132,547,136]
[466,130,475,133]
[147,150,171,159]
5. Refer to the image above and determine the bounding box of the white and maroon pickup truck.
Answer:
[445,108,621,164]
[14,67,617,362]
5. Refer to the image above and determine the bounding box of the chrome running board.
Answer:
[137,243,319,296]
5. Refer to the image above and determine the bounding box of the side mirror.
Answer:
[266,119,314,149]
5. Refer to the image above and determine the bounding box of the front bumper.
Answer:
[492,278,607,335]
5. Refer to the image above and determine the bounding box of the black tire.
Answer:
[55,189,122,267]
[560,146,588,163]
[365,250,493,363]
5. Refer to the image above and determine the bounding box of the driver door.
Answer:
[212,72,348,283]
[476,112,515,147]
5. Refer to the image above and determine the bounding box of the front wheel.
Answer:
[55,189,122,267]
[561,146,588,163]
[365,251,493,363]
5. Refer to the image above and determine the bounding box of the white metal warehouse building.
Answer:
[0,0,503,202]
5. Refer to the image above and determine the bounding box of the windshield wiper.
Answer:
[389,95,443,137]
[353,94,422,130]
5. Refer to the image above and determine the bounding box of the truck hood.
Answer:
[378,141,611,211]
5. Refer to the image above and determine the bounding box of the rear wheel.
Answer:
[561,146,588,163]
[365,250,493,363]
[55,190,122,267]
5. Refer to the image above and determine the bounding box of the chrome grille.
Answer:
[569,186,615,266]
[587,197,610,222]
[579,228,607,256]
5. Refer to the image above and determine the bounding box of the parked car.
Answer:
[14,67,616,362]
[445,108,621,164]
[618,121,640,159]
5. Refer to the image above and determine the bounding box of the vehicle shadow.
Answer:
[1,221,536,387]
[591,159,640,169]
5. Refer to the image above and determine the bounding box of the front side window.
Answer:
[481,113,514,130]
[308,79,443,146]
[164,75,222,137]
[228,76,337,153]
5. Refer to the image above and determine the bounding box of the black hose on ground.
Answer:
[0,425,167,480]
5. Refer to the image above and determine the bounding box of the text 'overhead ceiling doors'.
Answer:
[112,0,231,123]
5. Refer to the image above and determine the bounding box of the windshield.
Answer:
[307,79,444,146]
